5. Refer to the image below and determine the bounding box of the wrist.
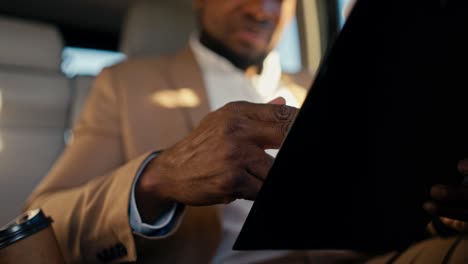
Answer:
[136,154,175,223]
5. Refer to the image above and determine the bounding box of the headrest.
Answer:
[120,0,196,57]
[0,16,64,71]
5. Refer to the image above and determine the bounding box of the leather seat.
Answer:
[68,0,196,129]
[0,1,197,225]
[69,75,94,129]
[119,0,195,57]
[0,17,71,224]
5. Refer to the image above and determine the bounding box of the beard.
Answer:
[199,30,267,72]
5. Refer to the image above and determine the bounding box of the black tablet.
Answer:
[234,0,468,252]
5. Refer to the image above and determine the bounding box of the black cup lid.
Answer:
[0,209,52,250]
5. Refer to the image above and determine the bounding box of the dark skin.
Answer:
[136,0,297,223]
[196,0,296,72]
[137,99,296,222]
[425,159,468,232]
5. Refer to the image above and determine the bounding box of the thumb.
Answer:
[268,97,286,105]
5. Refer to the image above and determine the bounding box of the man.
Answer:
[25,0,320,263]
[26,0,468,263]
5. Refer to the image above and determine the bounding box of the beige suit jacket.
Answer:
[25,47,310,264]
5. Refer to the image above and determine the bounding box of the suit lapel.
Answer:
[167,47,211,130]
[165,47,223,255]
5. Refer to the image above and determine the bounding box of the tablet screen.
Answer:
[235,0,468,252]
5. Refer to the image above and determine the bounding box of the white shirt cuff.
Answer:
[129,152,178,235]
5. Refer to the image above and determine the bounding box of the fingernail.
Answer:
[431,185,448,200]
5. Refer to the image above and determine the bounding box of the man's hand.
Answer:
[136,99,297,222]
[424,159,468,232]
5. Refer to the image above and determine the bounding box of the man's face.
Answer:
[195,0,296,63]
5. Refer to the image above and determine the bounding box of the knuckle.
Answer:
[223,101,248,113]
[252,157,270,170]
[277,120,292,137]
[274,104,293,121]
[217,178,233,195]
[223,102,237,111]
[253,158,273,178]
[218,170,242,194]
[222,116,244,136]
[198,111,216,126]
[220,140,239,160]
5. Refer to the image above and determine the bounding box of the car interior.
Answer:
[0,0,347,225]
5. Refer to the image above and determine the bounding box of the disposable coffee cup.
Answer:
[0,209,65,264]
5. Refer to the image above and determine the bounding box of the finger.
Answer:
[239,119,292,149]
[268,97,286,105]
[235,171,263,201]
[223,101,298,123]
[252,103,298,123]
[424,202,468,222]
[430,185,468,203]
[245,152,275,181]
[440,217,468,232]
[440,217,457,226]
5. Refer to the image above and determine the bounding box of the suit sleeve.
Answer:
[24,68,182,263]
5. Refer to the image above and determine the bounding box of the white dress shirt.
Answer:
[130,36,299,264]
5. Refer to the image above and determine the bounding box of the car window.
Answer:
[61,47,126,77]
[338,0,352,27]
[276,16,302,73]
[62,16,303,77]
